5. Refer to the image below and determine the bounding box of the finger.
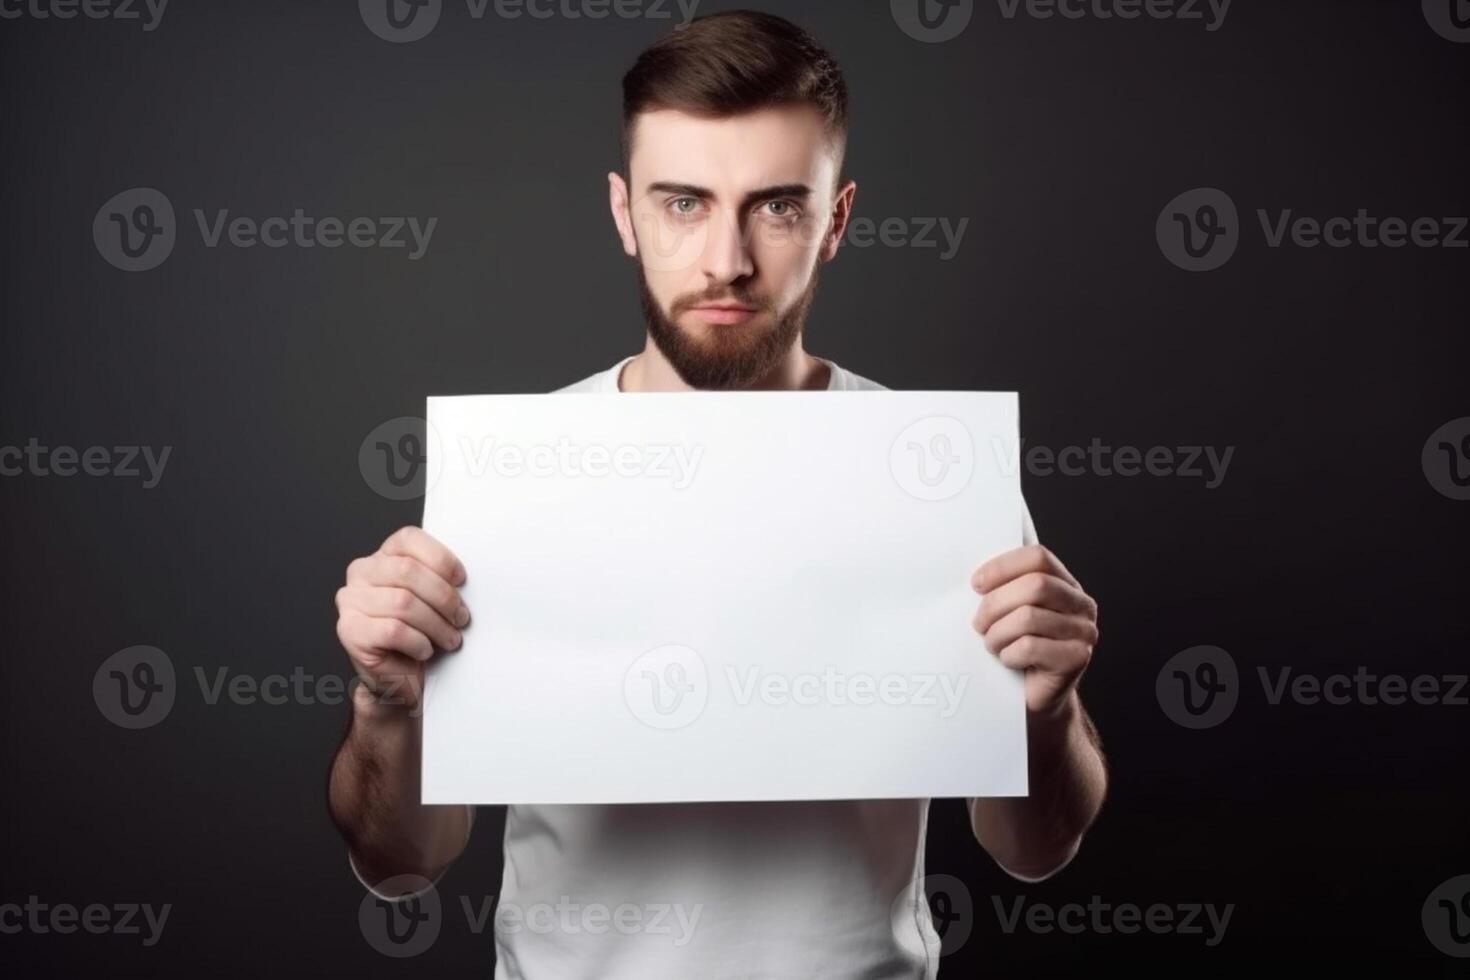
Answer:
[995,635,1093,676]
[338,585,462,652]
[973,572,1095,634]
[381,526,467,587]
[340,609,437,662]
[349,554,465,626]
[972,544,1079,594]
[978,604,1099,655]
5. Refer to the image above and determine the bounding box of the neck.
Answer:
[620,336,831,393]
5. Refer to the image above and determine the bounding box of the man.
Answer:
[329,10,1106,978]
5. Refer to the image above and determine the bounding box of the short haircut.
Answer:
[620,10,849,175]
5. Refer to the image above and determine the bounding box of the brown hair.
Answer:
[620,10,849,173]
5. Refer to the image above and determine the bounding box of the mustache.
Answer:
[669,286,770,317]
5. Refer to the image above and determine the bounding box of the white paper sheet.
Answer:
[421,390,1027,804]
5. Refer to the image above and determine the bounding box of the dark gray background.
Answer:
[1,0,1467,974]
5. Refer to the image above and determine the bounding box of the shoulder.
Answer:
[822,359,887,391]
[556,356,632,394]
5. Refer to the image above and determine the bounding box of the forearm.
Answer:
[969,691,1107,877]
[328,684,470,889]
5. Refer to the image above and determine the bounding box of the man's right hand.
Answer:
[334,526,470,713]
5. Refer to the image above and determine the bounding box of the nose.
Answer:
[700,207,754,286]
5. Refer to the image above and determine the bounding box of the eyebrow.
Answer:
[645,181,813,211]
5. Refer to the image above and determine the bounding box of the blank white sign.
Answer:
[421,390,1027,804]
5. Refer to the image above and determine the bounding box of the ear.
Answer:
[608,171,638,257]
[819,178,857,263]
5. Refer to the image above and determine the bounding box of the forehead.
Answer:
[628,104,839,194]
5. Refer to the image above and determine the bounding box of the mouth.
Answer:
[686,304,760,326]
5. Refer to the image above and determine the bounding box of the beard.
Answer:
[638,264,821,390]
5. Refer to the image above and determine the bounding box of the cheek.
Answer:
[750,228,820,300]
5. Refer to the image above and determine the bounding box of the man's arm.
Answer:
[967,545,1107,880]
[329,686,473,893]
[969,690,1107,879]
[327,526,474,894]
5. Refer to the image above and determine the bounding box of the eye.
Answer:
[760,199,801,220]
[667,196,704,217]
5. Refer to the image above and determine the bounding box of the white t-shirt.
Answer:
[357,356,1066,979]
